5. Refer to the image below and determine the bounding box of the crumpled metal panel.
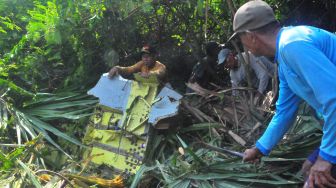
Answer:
[84,126,146,174]
[84,73,182,176]
[120,80,158,135]
[84,73,159,175]
[87,74,131,112]
[88,74,182,128]
[148,86,182,125]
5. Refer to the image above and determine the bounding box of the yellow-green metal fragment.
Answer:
[83,77,159,175]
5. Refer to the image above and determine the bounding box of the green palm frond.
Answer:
[1,91,97,158]
[0,136,44,187]
[131,102,321,188]
[23,92,97,121]
[17,160,43,188]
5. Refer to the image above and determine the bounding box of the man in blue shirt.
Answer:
[228,1,336,187]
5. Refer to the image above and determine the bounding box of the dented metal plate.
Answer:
[88,74,131,112]
[148,86,182,125]
[84,73,181,175]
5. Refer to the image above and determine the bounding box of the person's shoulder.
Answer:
[284,25,326,34]
[280,26,323,46]
[155,60,166,67]
[135,60,144,65]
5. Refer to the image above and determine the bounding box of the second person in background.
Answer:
[218,48,275,102]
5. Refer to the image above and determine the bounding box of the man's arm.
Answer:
[118,61,143,75]
[108,66,120,78]
[256,68,301,155]
[149,61,166,79]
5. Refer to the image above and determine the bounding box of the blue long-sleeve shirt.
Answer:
[256,26,336,164]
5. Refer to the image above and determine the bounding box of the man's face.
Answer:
[224,53,238,69]
[142,53,155,66]
[239,32,264,56]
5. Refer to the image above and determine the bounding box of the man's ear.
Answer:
[250,32,257,43]
[245,32,256,44]
[253,32,265,45]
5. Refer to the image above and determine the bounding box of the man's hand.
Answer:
[108,67,119,78]
[307,156,336,188]
[302,159,313,181]
[140,72,150,78]
[243,147,263,163]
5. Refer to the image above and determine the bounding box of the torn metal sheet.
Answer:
[148,86,182,125]
[84,73,158,175]
[88,74,131,112]
[84,73,181,176]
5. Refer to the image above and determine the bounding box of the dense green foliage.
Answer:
[0,0,334,187]
[1,0,334,95]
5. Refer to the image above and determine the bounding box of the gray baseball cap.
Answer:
[218,48,231,65]
[227,0,276,42]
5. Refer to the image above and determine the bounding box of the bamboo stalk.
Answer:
[225,0,236,17]
[231,96,240,133]
[204,0,209,39]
